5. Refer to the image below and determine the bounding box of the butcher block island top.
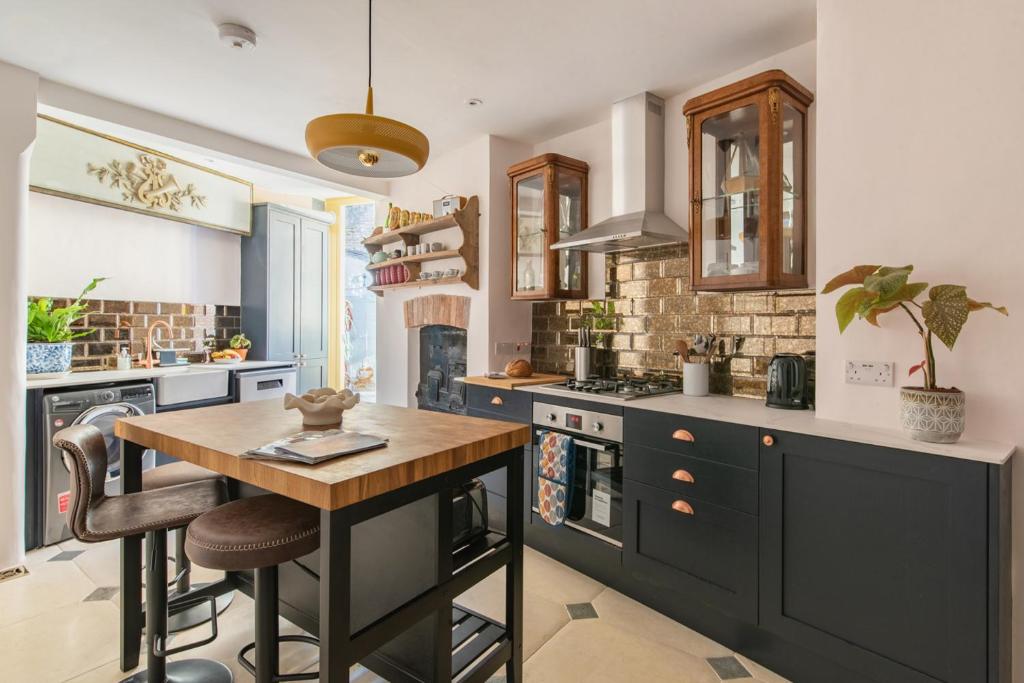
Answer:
[114,398,530,510]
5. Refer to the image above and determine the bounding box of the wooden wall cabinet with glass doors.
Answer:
[683,70,813,291]
[507,153,589,300]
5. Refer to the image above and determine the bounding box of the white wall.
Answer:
[815,1,1024,678]
[533,40,817,293]
[376,134,534,407]
[0,60,38,570]
[28,192,241,304]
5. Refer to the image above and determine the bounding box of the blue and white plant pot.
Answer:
[27,342,73,375]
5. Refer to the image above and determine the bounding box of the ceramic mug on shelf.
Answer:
[431,242,443,252]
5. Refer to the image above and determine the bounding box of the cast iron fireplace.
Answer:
[415,324,467,414]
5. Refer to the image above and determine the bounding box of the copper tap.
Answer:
[144,320,173,369]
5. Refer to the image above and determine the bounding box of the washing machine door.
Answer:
[66,403,156,493]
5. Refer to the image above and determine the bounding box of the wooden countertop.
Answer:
[460,373,565,390]
[114,399,530,510]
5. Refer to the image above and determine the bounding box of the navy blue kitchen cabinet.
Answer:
[759,429,1010,683]
[242,204,329,393]
[465,384,532,534]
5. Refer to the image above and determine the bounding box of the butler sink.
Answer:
[155,366,229,406]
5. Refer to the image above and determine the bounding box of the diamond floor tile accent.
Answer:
[83,586,118,602]
[707,655,752,680]
[48,550,84,562]
[565,602,598,620]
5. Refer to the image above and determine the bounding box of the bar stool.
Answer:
[144,461,235,633]
[185,494,320,682]
[54,425,233,683]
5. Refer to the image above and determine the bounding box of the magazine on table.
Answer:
[243,429,388,464]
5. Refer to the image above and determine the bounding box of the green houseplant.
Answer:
[26,277,105,375]
[229,333,252,360]
[822,265,1006,443]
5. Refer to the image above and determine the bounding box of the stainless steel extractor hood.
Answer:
[551,92,687,253]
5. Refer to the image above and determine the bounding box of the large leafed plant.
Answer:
[822,265,1006,391]
[27,277,106,343]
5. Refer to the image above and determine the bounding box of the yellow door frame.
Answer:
[324,196,374,389]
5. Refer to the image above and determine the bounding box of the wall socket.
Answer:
[845,361,894,387]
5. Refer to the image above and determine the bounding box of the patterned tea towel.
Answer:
[537,430,574,526]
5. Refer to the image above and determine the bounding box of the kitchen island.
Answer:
[114,399,530,682]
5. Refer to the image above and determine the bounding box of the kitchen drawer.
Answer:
[625,409,758,470]
[624,479,756,622]
[626,444,757,515]
[466,385,532,424]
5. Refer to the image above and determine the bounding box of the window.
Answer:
[343,202,376,402]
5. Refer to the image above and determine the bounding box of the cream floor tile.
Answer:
[65,656,145,682]
[591,587,732,659]
[524,618,722,683]
[23,544,63,565]
[523,546,604,605]
[71,539,121,587]
[0,557,96,629]
[58,537,91,552]
[456,567,571,660]
[735,653,792,683]
[0,600,120,682]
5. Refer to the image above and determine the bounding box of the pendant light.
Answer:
[305,0,429,177]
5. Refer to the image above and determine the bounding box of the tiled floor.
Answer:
[2,538,789,682]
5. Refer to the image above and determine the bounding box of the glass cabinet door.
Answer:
[699,104,761,279]
[514,172,545,295]
[781,103,804,276]
[555,168,585,295]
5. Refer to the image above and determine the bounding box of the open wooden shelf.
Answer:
[367,275,468,294]
[365,249,461,271]
[363,196,479,296]
[362,214,458,247]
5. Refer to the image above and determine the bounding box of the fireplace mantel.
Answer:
[404,294,471,330]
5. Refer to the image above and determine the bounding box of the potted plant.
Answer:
[229,333,252,360]
[822,265,1007,443]
[26,277,105,376]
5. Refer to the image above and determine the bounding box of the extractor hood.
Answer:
[551,92,687,253]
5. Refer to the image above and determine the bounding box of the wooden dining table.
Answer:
[114,399,530,682]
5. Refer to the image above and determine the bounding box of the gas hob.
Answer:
[544,374,682,401]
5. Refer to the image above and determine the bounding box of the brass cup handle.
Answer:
[671,429,695,443]
[671,469,695,484]
[671,500,695,515]
[762,434,775,447]
[490,396,504,406]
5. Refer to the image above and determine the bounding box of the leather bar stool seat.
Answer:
[54,424,232,683]
[186,494,320,682]
[143,461,221,490]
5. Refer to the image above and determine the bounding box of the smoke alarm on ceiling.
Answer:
[218,23,257,50]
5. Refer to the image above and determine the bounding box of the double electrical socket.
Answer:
[845,361,894,387]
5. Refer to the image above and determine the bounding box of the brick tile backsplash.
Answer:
[530,245,816,399]
[31,296,241,371]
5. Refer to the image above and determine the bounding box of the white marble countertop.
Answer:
[25,360,295,390]
[520,384,1016,466]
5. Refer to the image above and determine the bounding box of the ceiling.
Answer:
[0,0,816,161]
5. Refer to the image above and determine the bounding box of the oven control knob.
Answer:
[546,413,556,422]
[593,422,604,432]
[100,390,115,402]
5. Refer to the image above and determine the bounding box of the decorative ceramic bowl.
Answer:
[283,387,360,426]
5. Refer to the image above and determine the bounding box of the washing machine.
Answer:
[42,383,157,546]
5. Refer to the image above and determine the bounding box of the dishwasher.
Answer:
[236,366,297,403]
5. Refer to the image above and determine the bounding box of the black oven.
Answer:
[532,402,624,548]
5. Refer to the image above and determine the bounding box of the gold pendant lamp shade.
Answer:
[305,0,429,177]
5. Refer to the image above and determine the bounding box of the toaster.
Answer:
[766,352,815,410]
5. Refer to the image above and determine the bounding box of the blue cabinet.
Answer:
[242,204,330,393]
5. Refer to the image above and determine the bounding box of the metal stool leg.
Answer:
[121,529,233,683]
[237,564,318,682]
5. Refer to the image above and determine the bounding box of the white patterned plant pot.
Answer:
[899,387,965,444]
[26,342,73,375]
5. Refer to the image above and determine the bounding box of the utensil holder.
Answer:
[683,362,709,397]
[574,346,592,381]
